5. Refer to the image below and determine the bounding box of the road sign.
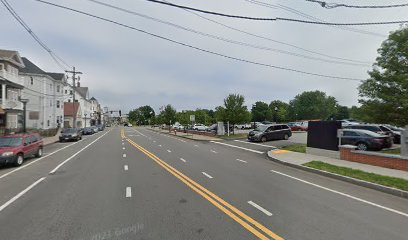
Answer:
[190,115,195,122]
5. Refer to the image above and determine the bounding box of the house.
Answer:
[19,57,65,129]
[63,102,82,128]
[0,49,25,133]
[89,97,102,125]
[64,84,92,127]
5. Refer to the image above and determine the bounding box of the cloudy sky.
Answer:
[1,0,407,113]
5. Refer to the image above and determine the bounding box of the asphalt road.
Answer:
[0,127,407,240]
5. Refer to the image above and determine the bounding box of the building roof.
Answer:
[0,49,25,68]
[20,57,65,81]
[90,96,97,101]
[76,87,89,99]
[64,102,80,116]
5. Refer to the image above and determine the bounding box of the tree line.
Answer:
[129,26,408,127]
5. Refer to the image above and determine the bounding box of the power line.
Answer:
[0,0,71,71]
[245,0,386,37]
[34,0,364,81]
[305,0,408,9]
[161,0,371,65]
[87,0,369,67]
[143,0,408,25]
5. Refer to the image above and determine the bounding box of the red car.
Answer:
[0,133,43,167]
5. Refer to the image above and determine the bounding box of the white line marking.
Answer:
[122,147,125,150]
[0,177,46,212]
[124,165,128,171]
[210,150,218,154]
[210,141,264,154]
[234,140,276,148]
[194,145,199,147]
[270,170,408,218]
[49,130,111,174]
[126,187,132,198]
[180,158,186,163]
[158,145,162,147]
[0,141,78,180]
[123,153,127,158]
[122,142,124,145]
[236,159,247,163]
[167,149,172,153]
[248,201,273,216]
[133,129,146,137]
[202,172,213,179]
[153,140,156,143]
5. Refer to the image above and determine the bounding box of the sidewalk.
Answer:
[42,129,61,146]
[268,149,408,180]
[148,128,221,141]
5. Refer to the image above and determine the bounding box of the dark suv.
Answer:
[248,124,292,142]
[341,129,392,151]
[0,133,43,167]
[345,124,392,135]
[60,128,82,142]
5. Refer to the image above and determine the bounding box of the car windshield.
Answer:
[0,137,22,147]
[255,125,268,132]
[64,129,77,133]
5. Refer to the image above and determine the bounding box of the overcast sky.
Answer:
[1,0,407,113]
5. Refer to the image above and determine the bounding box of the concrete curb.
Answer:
[267,151,408,199]
[146,128,221,141]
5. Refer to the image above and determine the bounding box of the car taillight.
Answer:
[372,138,384,143]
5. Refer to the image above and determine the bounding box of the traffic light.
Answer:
[110,111,113,114]
[119,110,122,116]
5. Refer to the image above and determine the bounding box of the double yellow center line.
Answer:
[122,129,284,240]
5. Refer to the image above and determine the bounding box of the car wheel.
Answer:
[15,154,24,167]
[35,148,43,158]
[283,134,289,140]
[261,136,267,142]
[357,142,368,151]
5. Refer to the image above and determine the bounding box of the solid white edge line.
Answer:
[270,170,408,218]
[49,130,111,174]
[236,159,247,163]
[210,150,218,154]
[0,177,46,212]
[210,141,264,154]
[180,158,186,162]
[158,145,162,147]
[122,142,124,145]
[124,165,128,171]
[248,201,273,216]
[122,147,125,150]
[126,187,132,197]
[202,172,213,179]
[167,149,172,153]
[0,141,78,180]
[234,140,276,148]
[123,153,127,158]
[194,145,199,147]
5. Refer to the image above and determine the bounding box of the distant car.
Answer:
[287,122,304,131]
[384,125,403,144]
[262,121,274,125]
[339,119,361,127]
[82,127,94,135]
[60,128,82,142]
[208,123,233,133]
[192,124,208,131]
[345,124,393,136]
[248,124,292,142]
[96,124,105,131]
[341,129,393,151]
[235,123,251,129]
[0,133,43,167]
[127,123,133,127]
[90,126,99,133]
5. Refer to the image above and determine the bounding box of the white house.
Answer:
[0,49,25,133]
[89,97,102,125]
[63,84,91,127]
[19,57,65,129]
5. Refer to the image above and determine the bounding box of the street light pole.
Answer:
[18,97,29,133]
[84,113,87,128]
[252,104,256,129]
[274,106,278,123]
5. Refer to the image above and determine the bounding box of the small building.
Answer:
[64,102,82,128]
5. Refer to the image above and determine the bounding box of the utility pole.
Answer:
[66,67,82,128]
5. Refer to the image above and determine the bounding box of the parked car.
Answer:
[261,121,274,125]
[248,124,292,142]
[60,128,82,142]
[287,122,304,131]
[251,122,264,129]
[345,124,393,136]
[90,126,99,133]
[0,133,43,167]
[192,124,208,131]
[384,125,403,144]
[338,119,361,127]
[235,123,252,129]
[208,123,233,133]
[341,129,393,151]
[82,127,94,135]
[97,124,105,131]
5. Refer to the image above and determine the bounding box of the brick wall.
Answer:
[340,146,408,171]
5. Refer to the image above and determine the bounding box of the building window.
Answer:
[50,100,52,107]
[30,77,33,85]
[68,99,71,103]
[47,120,50,127]
[57,85,60,92]
[49,84,52,90]
[65,89,67,94]
[70,90,73,95]
[56,100,60,108]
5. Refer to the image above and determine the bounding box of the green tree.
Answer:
[333,105,349,120]
[251,101,272,122]
[159,104,177,125]
[269,100,289,122]
[128,108,142,125]
[288,91,337,120]
[223,94,251,129]
[214,106,226,122]
[358,26,408,126]
[128,105,155,125]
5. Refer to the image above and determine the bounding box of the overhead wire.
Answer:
[245,0,386,37]
[0,0,71,71]
[305,0,408,9]
[34,0,364,81]
[87,0,370,67]
[142,0,408,25]
[161,0,371,65]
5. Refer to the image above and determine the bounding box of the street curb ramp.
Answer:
[267,151,408,200]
